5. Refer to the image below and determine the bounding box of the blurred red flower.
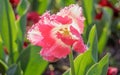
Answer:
[9,0,20,7]
[99,0,111,6]
[27,4,86,62]
[23,41,29,48]
[15,12,40,25]
[107,67,118,75]
[95,11,103,20]
[15,14,20,20]
[99,0,119,14]
[95,0,119,20]
[26,12,40,32]
[27,12,40,24]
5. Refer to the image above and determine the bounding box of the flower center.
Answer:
[59,28,70,36]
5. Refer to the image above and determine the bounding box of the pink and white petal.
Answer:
[40,48,58,62]
[76,18,84,34]
[41,37,56,48]
[42,55,58,62]
[40,11,51,20]
[68,4,83,19]
[70,18,85,34]
[70,26,81,38]
[57,4,85,21]
[40,43,70,62]
[39,25,56,47]
[54,15,72,24]
[50,43,70,58]
[39,24,54,37]
[57,4,85,34]
[56,32,76,45]
[27,25,43,46]
[73,38,86,53]
[40,43,70,59]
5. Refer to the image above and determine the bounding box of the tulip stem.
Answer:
[69,48,75,75]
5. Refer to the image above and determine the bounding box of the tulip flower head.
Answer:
[27,4,86,62]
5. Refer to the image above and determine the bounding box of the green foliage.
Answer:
[0,0,17,63]
[6,64,21,75]
[63,52,109,75]
[17,45,48,75]
[110,0,118,5]
[82,0,96,43]
[98,24,110,53]
[16,14,27,53]
[0,35,5,60]
[87,25,98,62]
[86,53,110,75]
[31,0,48,14]
[74,50,95,75]
[0,0,48,75]
[63,69,70,75]
[98,7,113,54]
[17,0,30,16]
[0,60,8,75]
[82,0,95,25]
[61,0,75,6]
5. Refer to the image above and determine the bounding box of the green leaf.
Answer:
[17,14,27,41]
[0,35,5,60]
[0,0,17,63]
[98,24,110,53]
[16,14,27,53]
[62,69,70,75]
[82,0,95,25]
[86,63,98,75]
[6,64,21,75]
[0,60,8,75]
[64,0,75,6]
[32,0,48,14]
[0,34,2,43]
[86,53,110,75]
[63,51,95,75]
[110,0,118,5]
[47,0,55,10]
[102,7,113,24]
[87,25,98,62]
[98,7,113,54]
[17,45,48,75]
[74,50,95,75]
[17,46,30,71]
[17,0,30,16]
[61,0,75,6]
[82,0,96,43]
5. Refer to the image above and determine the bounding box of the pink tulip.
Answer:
[27,4,86,62]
